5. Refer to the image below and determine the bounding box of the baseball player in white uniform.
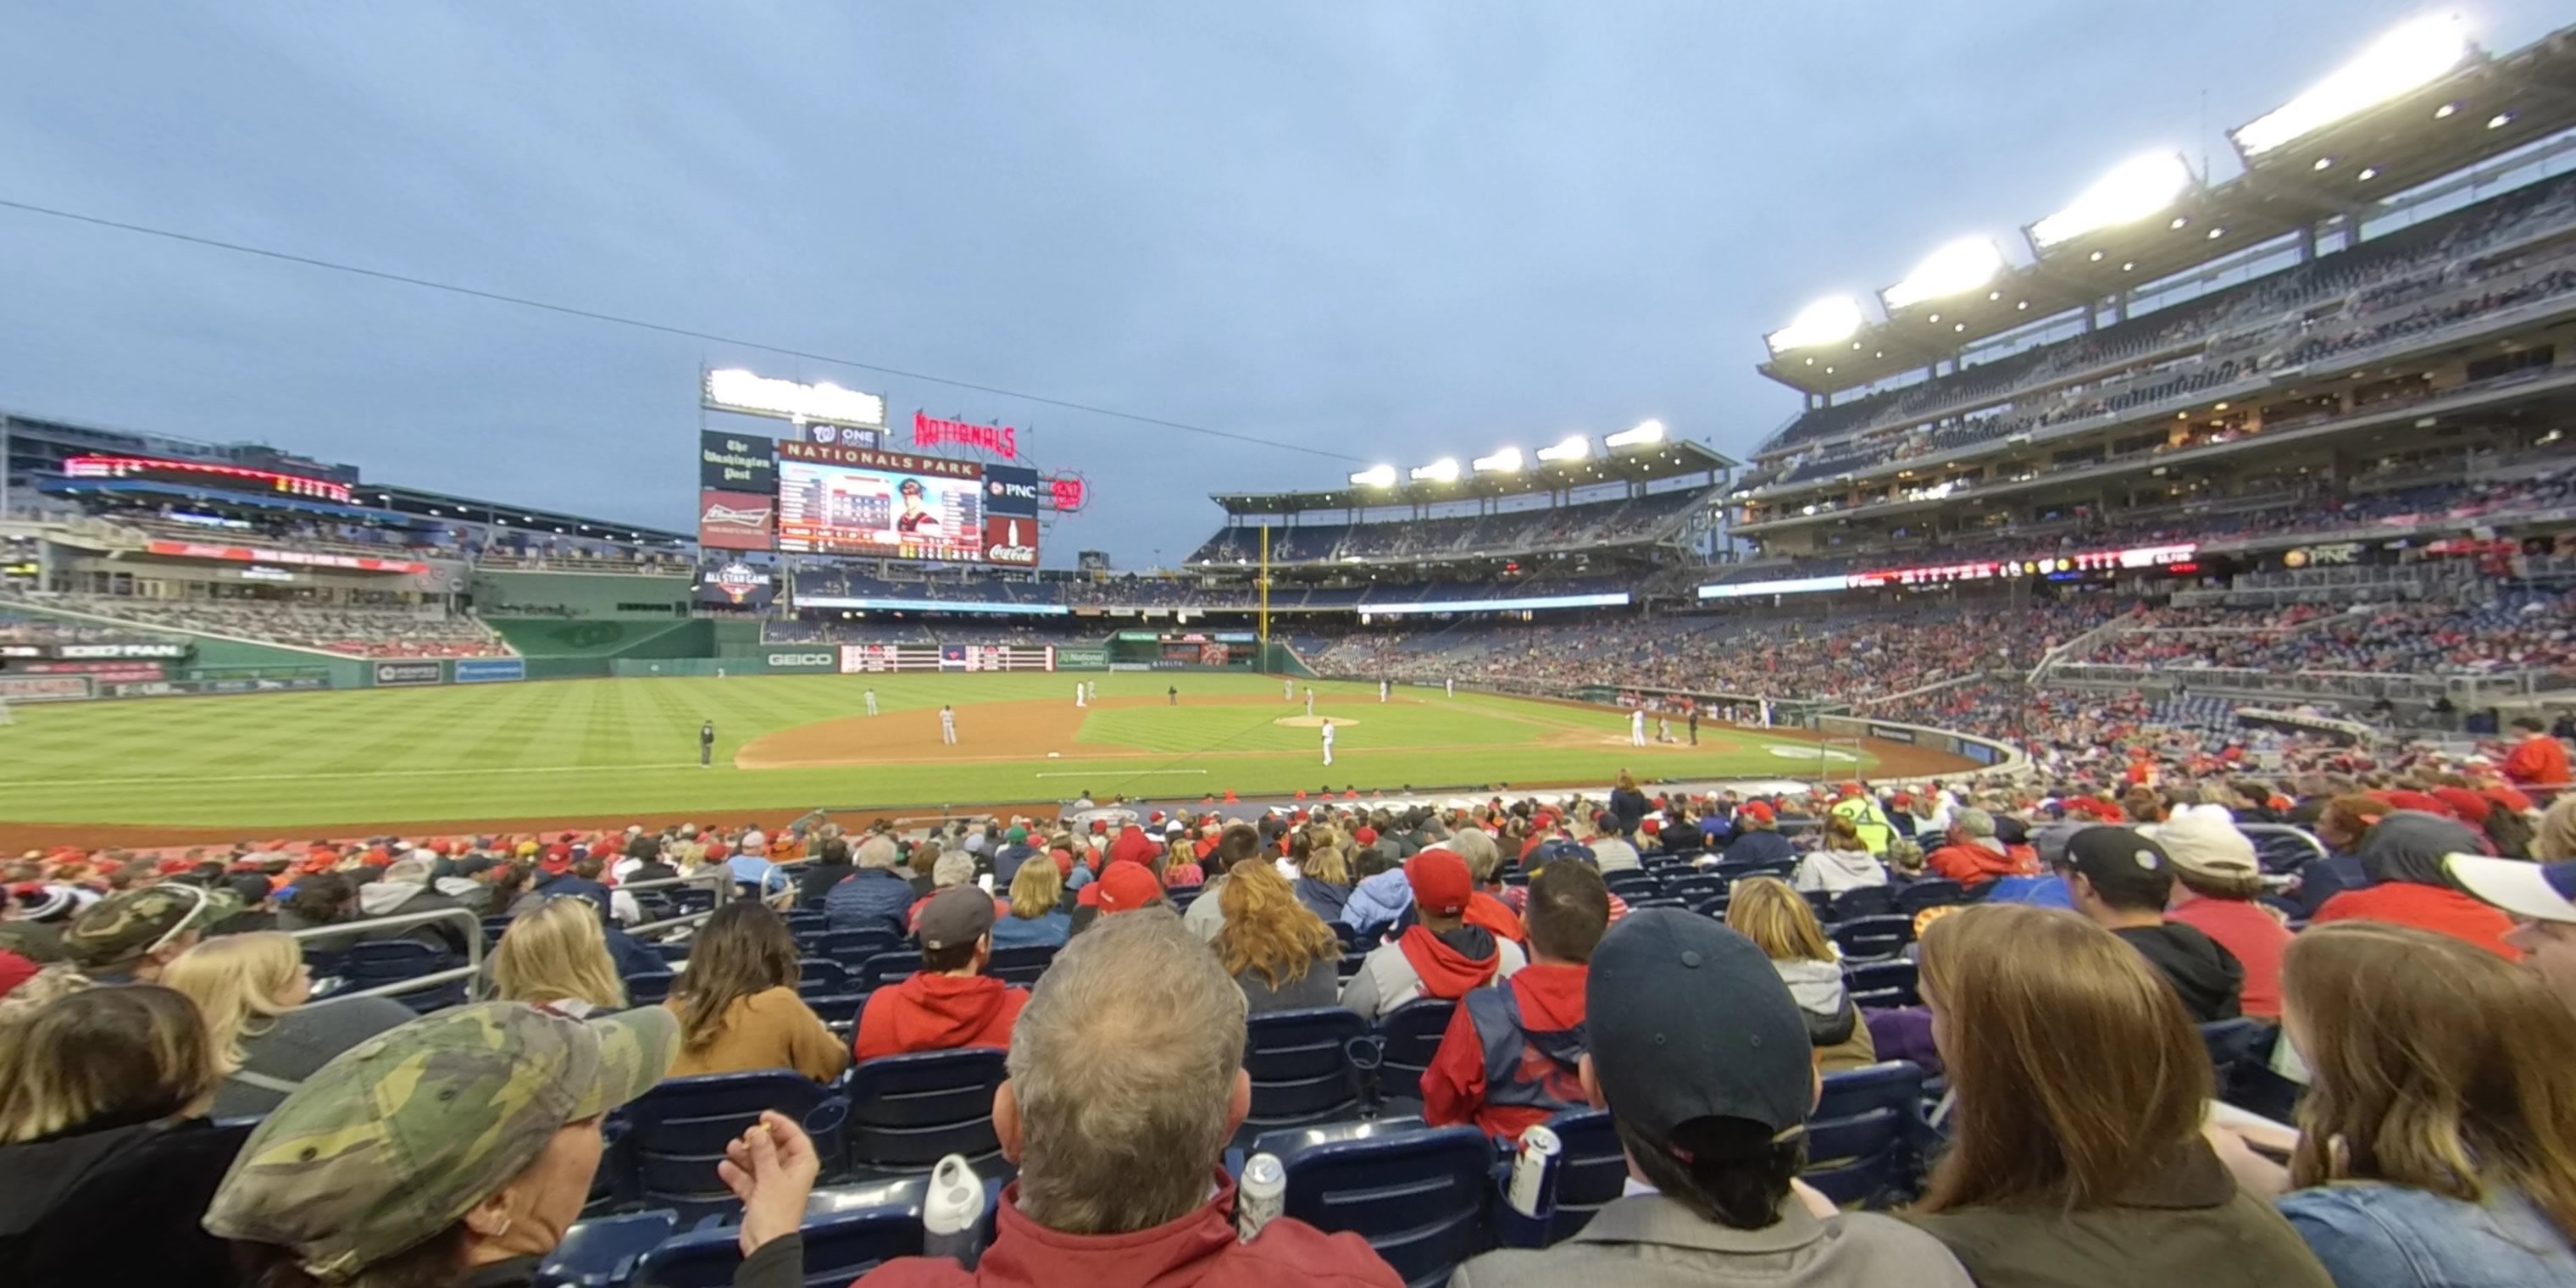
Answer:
[1379,680,1389,703]
[863,688,879,717]
[1630,708,1646,747]
[1320,719,1335,766]
[940,704,958,745]
[1074,681,1087,708]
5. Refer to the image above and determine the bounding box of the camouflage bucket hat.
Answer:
[204,1002,678,1280]
[63,882,239,968]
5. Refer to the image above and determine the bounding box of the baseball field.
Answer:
[0,672,1951,846]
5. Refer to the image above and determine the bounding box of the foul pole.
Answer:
[1258,524,1272,663]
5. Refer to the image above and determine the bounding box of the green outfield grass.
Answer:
[0,672,1871,833]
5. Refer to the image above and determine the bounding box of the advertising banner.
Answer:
[761,650,840,672]
[697,490,775,552]
[373,660,445,686]
[0,675,94,702]
[0,641,192,661]
[453,658,526,684]
[837,643,1053,674]
[144,541,425,575]
[698,430,778,492]
[1054,645,1111,669]
[775,441,1039,569]
[18,660,165,682]
[697,558,775,610]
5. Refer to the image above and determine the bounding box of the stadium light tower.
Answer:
[1764,295,1865,355]
[2230,14,2475,159]
[1881,237,2007,311]
[1408,458,1462,483]
[1472,447,1524,474]
[1604,419,1667,450]
[1535,434,1591,464]
[2028,152,2195,251]
[1348,464,1397,487]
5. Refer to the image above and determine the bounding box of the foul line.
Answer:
[0,761,706,791]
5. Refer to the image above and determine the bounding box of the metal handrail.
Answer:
[285,905,484,1004]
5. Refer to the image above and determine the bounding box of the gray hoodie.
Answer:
[1794,846,1888,894]
[1773,958,1859,1046]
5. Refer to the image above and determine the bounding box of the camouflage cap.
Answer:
[62,882,238,968]
[204,1002,678,1280]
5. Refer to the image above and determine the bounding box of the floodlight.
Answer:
[1408,458,1462,484]
[1764,296,1864,354]
[1605,419,1667,450]
[1535,435,1591,464]
[1348,464,1397,487]
[703,368,886,425]
[1881,237,2007,310]
[2029,152,2194,249]
[1473,447,1524,474]
[2232,14,2473,158]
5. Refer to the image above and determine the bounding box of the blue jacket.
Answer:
[824,868,913,936]
[1342,869,1414,935]
[1296,877,1352,924]
[2280,1182,2576,1288]
[991,844,1038,886]
[989,909,1070,949]
[536,874,613,922]
[1720,830,1797,867]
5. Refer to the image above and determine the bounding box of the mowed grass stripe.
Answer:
[0,674,1867,830]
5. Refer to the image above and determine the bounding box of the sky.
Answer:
[0,2,2562,569]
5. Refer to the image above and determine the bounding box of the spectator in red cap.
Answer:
[1718,802,1796,868]
[2502,715,2571,789]
[1339,850,1524,1023]
[1070,862,1166,938]
[857,887,1030,1062]
[1423,860,1608,1141]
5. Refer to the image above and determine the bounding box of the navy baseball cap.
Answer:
[1585,909,1811,1142]
[2450,855,2576,925]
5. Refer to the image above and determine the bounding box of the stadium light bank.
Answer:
[2229,14,2477,159]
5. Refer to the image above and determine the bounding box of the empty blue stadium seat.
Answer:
[847,1047,1008,1173]
[1895,879,1969,916]
[1804,1061,1929,1208]
[1666,874,1726,905]
[1829,915,1914,962]
[623,968,676,1007]
[815,929,901,969]
[625,1177,997,1288]
[623,1072,845,1213]
[1829,886,1899,921]
[1374,997,1454,1108]
[341,941,464,1013]
[1277,1124,1496,1288]
[1844,959,1920,1009]
[537,1209,676,1288]
[1242,1008,1369,1136]
[984,945,1053,989]
[862,951,924,991]
[796,958,854,1002]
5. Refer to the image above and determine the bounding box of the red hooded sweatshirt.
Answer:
[852,1172,1400,1288]
[1420,961,1589,1141]
[1925,840,2039,886]
[853,972,1030,1061]
[1461,890,1524,947]
[1394,924,1503,1002]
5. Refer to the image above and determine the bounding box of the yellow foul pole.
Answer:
[1258,524,1273,657]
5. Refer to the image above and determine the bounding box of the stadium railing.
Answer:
[285,906,487,1002]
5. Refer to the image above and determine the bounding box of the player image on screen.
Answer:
[895,478,938,532]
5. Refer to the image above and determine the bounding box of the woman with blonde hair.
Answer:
[660,902,847,1082]
[1294,829,1354,924]
[1213,861,1341,1013]
[1897,903,2331,1288]
[1162,836,1205,888]
[0,985,244,1284]
[1725,877,1875,1071]
[991,855,1071,949]
[160,931,412,1117]
[489,897,627,1019]
[2210,921,2576,1285]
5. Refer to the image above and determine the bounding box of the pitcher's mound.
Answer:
[1274,715,1356,729]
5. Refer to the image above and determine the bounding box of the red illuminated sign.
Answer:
[145,540,425,574]
[1046,475,1087,513]
[912,411,1019,460]
[64,455,353,503]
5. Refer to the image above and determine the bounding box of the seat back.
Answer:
[817,929,901,969]
[985,945,1055,989]
[623,968,677,1007]
[1665,874,1726,905]
[847,1048,1007,1170]
[1843,959,1919,1010]
[625,1072,833,1212]
[1279,1124,1495,1288]
[342,940,462,1013]
[1895,879,1968,915]
[1375,998,1456,1093]
[862,951,924,991]
[1829,915,1914,962]
[797,958,854,1002]
[1829,885,1898,921]
[1541,1108,1624,1243]
[1244,1008,1368,1130]
[1803,1061,1927,1208]
[2199,1018,2268,1098]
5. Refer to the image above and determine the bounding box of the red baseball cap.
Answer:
[1355,826,1379,845]
[1095,862,1163,914]
[1739,801,1775,824]
[1405,850,1472,917]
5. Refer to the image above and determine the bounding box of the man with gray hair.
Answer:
[353,852,473,957]
[854,909,1402,1287]
[826,832,917,936]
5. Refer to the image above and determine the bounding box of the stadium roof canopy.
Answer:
[1210,437,1736,515]
[1760,19,2576,397]
[365,483,695,545]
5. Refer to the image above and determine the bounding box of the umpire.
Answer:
[700,719,714,768]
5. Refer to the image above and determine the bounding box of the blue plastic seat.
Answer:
[862,950,924,991]
[623,1072,845,1214]
[1665,874,1727,906]
[1843,959,1919,1009]
[1828,885,1899,921]
[623,968,677,1007]
[1540,1108,1623,1243]
[2199,1018,2268,1099]
[816,929,901,969]
[1243,1008,1369,1135]
[1602,870,1663,899]
[1333,920,1375,954]
[985,945,1054,989]
[341,940,464,1013]
[537,1209,676,1288]
[1276,1124,1496,1288]
[1373,997,1454,1108]
[1894,879,1968,915]
[847,1047,1007,1173]
[797,958,855,1002]
[1803,1061,1928,1208]
[1829,915,1914,963]
[630,1194,930,1287]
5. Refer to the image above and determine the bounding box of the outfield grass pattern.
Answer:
[0,672,1876,833]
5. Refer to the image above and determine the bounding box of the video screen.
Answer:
[777,457,985,563]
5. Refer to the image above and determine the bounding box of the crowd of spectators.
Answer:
[7,751,2576,1285]
[1187,487,1712,567]
[36,595,512,658]
[2076,592,2576,681]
